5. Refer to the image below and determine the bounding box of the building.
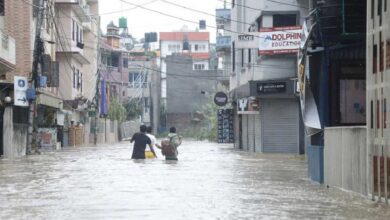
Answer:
[99,21,160,134]
[159,31,211,100]
[367,0,389,202]
[0,0,16,156]
[216,6,232,84]
[301,0,367,186]
[55,0,100,146]
[0,0,62,156]
[229,0,308,154]
[165,53,222,131]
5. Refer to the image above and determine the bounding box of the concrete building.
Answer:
[0,0,63,157]
[159,31,211,101]
[216,7,232,84]
[55,0,99,146]
[99,21,160,134]
[229,0,308,154]
[367,0,390,202]
[165,53,222,131]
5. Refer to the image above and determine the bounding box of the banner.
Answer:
[259,26,302,55]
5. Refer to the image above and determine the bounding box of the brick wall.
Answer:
[4,0,33,81]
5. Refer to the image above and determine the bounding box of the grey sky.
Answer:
[99,0,224,43]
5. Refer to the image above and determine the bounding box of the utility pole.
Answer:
[27,0,45,154]
[94,17,101,145]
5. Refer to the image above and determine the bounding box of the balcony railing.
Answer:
[216,36,231,51]
[0,29,16,66]
[128,82,148,88]
[56,0,90,22]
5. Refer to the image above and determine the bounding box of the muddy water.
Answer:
[1,141,389,219]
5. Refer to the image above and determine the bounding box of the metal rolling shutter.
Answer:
[242,115,248,151]
[254,114,262,152]
[248,115,255,152]
[262,99,299,154]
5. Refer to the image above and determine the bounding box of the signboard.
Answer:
[257,82,286,94]
[236,32,259,49]
[14,76,29,107]
[217,109,234,143]
[237,98,259,114]
[259,26,302,55]
[38,128,57,148]
[214,92,228,106]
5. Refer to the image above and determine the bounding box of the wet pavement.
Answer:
[1,141,390,219]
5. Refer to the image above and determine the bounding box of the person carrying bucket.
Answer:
[145,126,160,159]
[130,125,157,159]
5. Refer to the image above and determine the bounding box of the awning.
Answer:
[37,93,63,109]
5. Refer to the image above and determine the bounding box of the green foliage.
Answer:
[180,84,228,142]
[108,97,127,122]
[124,99,143,121]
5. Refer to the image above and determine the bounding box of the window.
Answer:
[386,40,390,69]
[380,33,384,72]
[76,24,79,43]
[80,73,83,92]
[0,0,4,16]
[232,0,235,8]
[384,98,387,128]
[72,20,76,41]
[195,44,199,51]
[123,59,128,68]
[241,49,244,67]
[273,14,297,27]
[122,91,125,96]
[371,100,374,129]
[194,64,205,70]
[339,79,366,124]
[79,27,83,43]
[373,43,378,74]
[72,66,76,88]
[232,41,235,72]
[76,69,80,90]
[248,49,252,63]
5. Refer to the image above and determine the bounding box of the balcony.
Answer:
[55,0,91,22]
[216,36,231,51]
[0,29,16,73]
[216,9,231,24]
[56,39,89,64]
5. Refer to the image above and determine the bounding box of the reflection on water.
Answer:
[0,141,389,219]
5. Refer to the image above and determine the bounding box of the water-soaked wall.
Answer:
[324,126,368,195]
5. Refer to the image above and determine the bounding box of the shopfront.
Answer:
[35,93,63,149]
[251,79,303,154]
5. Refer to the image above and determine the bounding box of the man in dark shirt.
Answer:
[130,125,156,159]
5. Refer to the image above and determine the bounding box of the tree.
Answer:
[108,97,126,122]
[124,99,143,120]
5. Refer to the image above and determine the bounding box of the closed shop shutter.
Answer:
[248,115,255,152]
[242,115,248,151]
[262,99,299,154]
[255,114,262,152]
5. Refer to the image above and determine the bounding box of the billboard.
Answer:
[259,26,302,55]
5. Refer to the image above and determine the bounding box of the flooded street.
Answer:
[1,141,390,219]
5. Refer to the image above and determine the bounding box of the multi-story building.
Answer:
[229,0,308,154]
[216,7,232,81]
[99,21,160,133]
[159,31,210,101]
[367,0,389,202]
[165,53,222,132]
[55,0,99,121]
[55,0,99,146]
[0,0,63,156]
